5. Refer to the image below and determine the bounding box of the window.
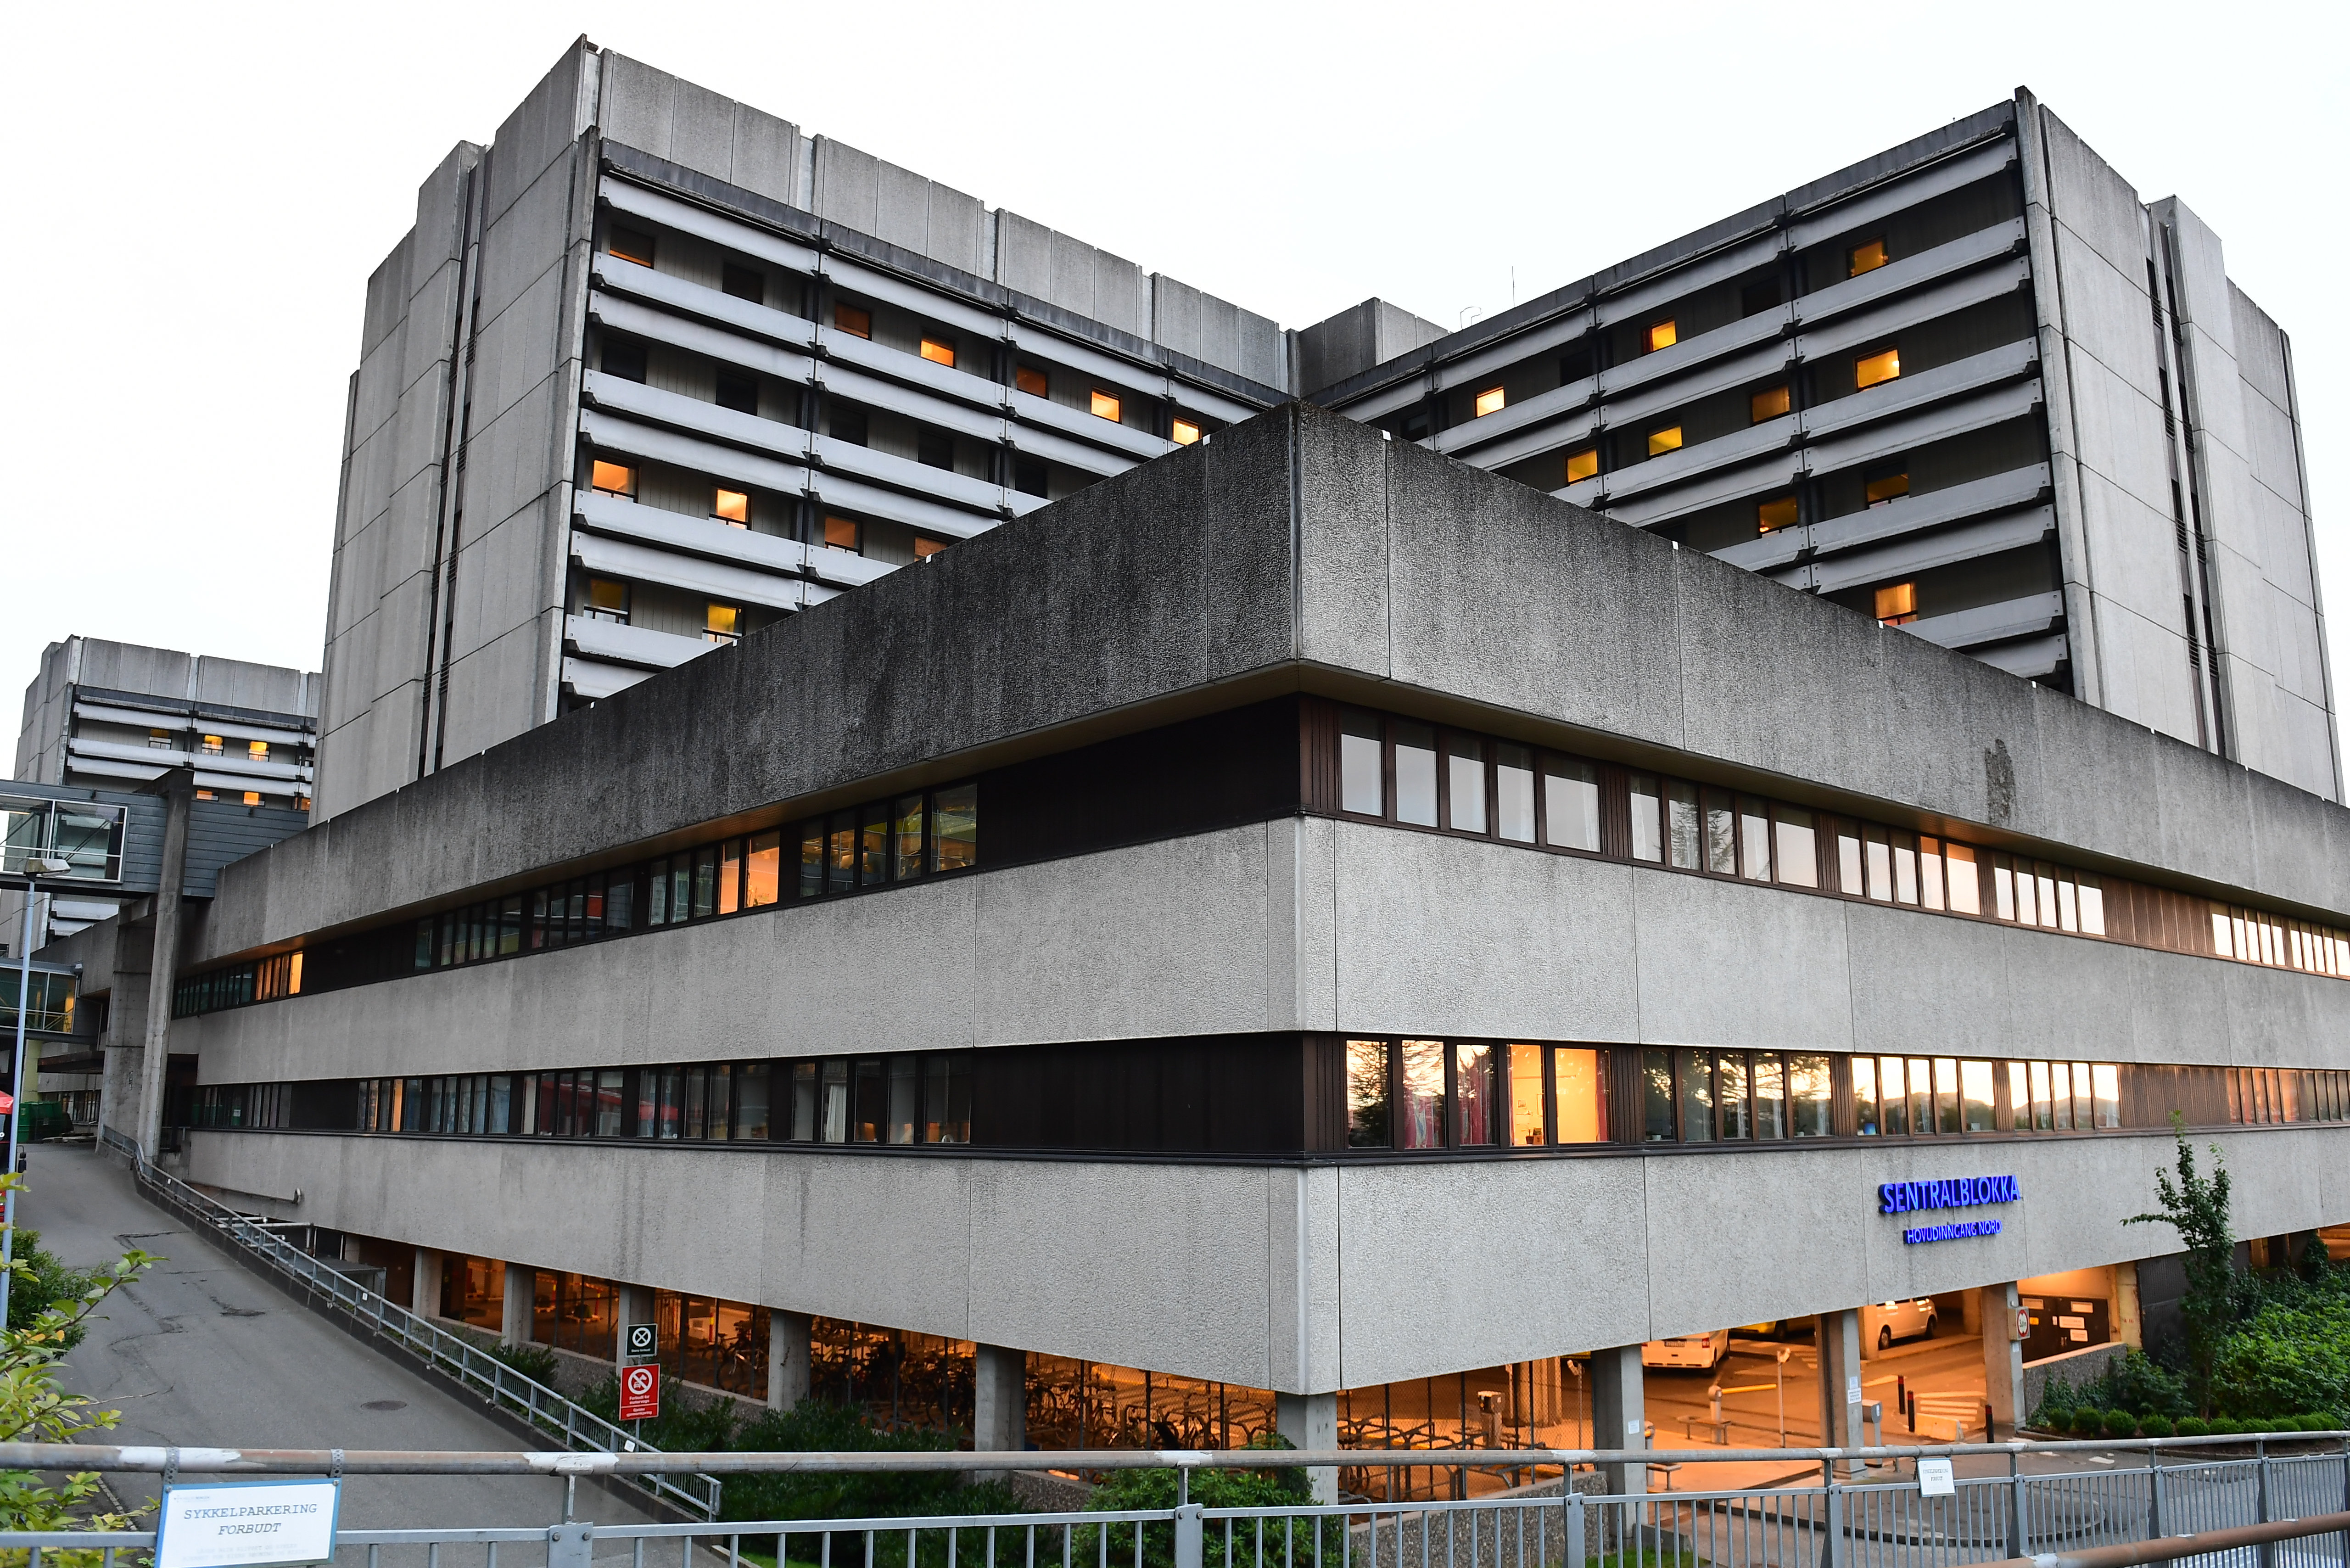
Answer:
[1739,795,1772,881]
[242,791,262,806]
[1090,390,1122,422]
[891,795,925,882]
[1740,277,1784,316]
[1454,1043,1496,1146]
[714,488,750,527]
[1474,386,1506,418]
[1628,773,1662,862]
[705,604,741,645]
[1553,1048,1605,1142]
[931,784,978,872]
[917,430,955,470]
[591,459,636,497]
[1544,757,1600,852]
[148,728,172,749]
[248,739,269,761]
[608,227,655,267]
[1508,1044,1544,1147]
[1446,735,1486,833]
[716,371,758,414]
[721,262,764,303]
[1753,1054,1786,1138]
[919,337,957,368]
[834,302,872,338]
[1646,426,1683,459]
[1751,385,1790,422]
[1678,1049,1714,1142]
[1641,1049,1674,1142]
[1757,496,1798,533]
[1865,468,1909,508]
[1875,583,1917,627]
[828,403,869,446]
[1645,320,1677,353]
[582,578,628,624]
[1339,709,1384,815]
[1854,1057,1880,1135]
[1564,448,1599,485]
[600,339,648,382]
[1013,457,1048,498]
[1856,347,1901,389]
[1496,744,1535,844]
[1015,365,1049,398]
[1171,419,1202,446]
[1399,1041,1445,1148]
[823,516,861,552]
[1393,722,1438,827]
[1346,1040,1390,1148]
[1774,806,1817,888]
[1667,781,1701,869]
[1962,1059,1996,1132]
[1790,1055,1831,1136]
[1848,237,1889,277]
[913,537,947,558]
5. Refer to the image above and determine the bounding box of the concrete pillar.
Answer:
[973,1344,1026,1451]
[412,1249,442,1319]
[768,1310,812,1411]
[1588,1344,1646,1496]
[134,773,193,1161]
[2114,1263,2144,1350]
[502,1262,536,1348]
[1276,1391,1339,1505]
[1980,1282,2025,1439]
[1815,1310,1863,1475]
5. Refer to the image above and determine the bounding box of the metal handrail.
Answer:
[94,1136,721,1519]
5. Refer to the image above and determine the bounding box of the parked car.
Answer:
[1863,1298,1937,1350]
[1642,1328,1729,1369]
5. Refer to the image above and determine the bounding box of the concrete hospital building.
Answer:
[44,40,2350,1495]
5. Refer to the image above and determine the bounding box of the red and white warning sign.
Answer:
[618,1362,660,1422]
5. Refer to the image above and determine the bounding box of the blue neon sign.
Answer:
[1879,1174,2019,1245]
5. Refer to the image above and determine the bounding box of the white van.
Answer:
[1642,1328,1730,1369]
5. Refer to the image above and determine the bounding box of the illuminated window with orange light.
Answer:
[919,337,957,368]
[1875,582,1918,626]
[705,604,741,644]
[1856,347,1901,389]
[823,515,861,552]
[833,302,872,339]
[1645,320,1677,353]
[1647,426,1684,458]
[590,459,636,497]
[608,227,656,267]
[1866,470,1910,508]
[242,791,263,806]
[583,578,629,623]
[1015,365,1049,397]
[914,537,947,558]
[1564,448,1599,485]
[1848,237,1890,277]
[194,789,215,801]
[201,735,224,756]
[1090,390,1122,422]
[1751,385,1790,423]
[148,728,171,749]
[714,488,750,527]
[1757,496,1799,533]
[1171,419,1202,446]
[248,740,269,762]
[1474,386,1506,418]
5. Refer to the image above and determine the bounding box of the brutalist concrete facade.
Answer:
[168,407,2348,1420]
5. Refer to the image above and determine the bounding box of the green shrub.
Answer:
[2031,1404,2071,1434]
[2069,1408,2105,1438]
[2138,1414,2174,1439]
[2101,1410,2139,1440]
[2176,1417,2209,1438]
[488,1341,560,1383]
[4,1228,107,1349]
[1071,1436,1309,1568]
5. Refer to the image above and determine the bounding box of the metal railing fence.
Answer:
[1,1436,2344,1568]
[89,1128,722,1520]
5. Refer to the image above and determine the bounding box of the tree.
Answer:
[2126,1117,2233,1413]
[0,1173,155,1559]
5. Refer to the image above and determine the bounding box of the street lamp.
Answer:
[3,854,73,1328]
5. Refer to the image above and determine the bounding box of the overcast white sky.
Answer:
[5,2,2345,730]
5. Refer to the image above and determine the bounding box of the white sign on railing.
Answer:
[156,1480,340,1568]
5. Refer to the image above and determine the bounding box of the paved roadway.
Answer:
[20,1142,656,1557]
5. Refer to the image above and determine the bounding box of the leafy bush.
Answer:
[2030,1400,2072,1433]
[2176,1417,2209,1438]
[2206,1285,2350,1428]
[2101,1410,2138,1440]
[4,1229,108,1350]
[1071,1436,1309,1568]
[488,1341,560,1383]
[2068,1408,2104,1438]
[2138,1413,2173,1439]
